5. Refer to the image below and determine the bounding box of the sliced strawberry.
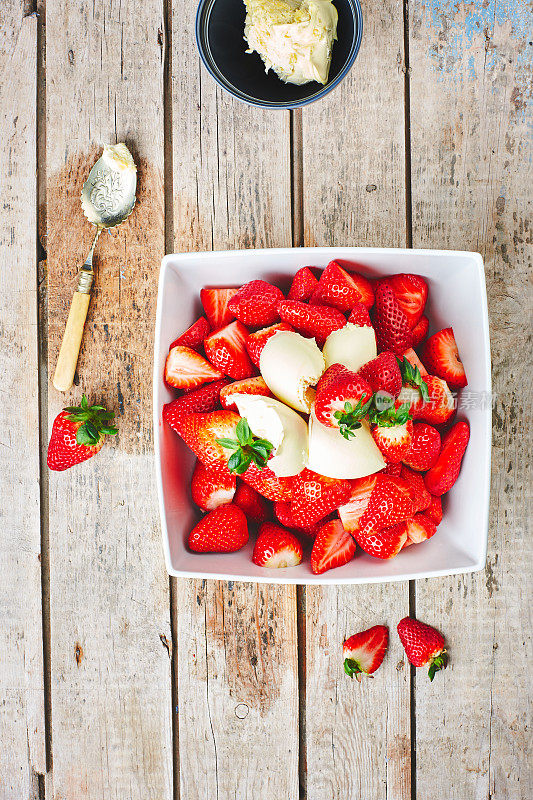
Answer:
[314,365,373,435]
[311,519,357,574]
[410,315,429,347]
[338,475,377,533]
[252,523,303,568]
[170,316,211,352]
[233,482,270,523]
[246,322,293,367]
[403,422,441,471]
[422,327,467,389]
[343,626,389,679]
[425,494,443,525]
[398,375,455,425]
[399,466,431,513]
[424,420,470,496]
[357,474,413,534]
[348,301,373,327]
[397,617,447,679]
[354,525,407,559]
[372,419,413,464]
[241,461,293,502]
[274,501,325,537]
[310,261,374,311]
[228,280,284,327]
[191,460,236,511]
[220,376,272,410]
[204,321,255,380]
[165,345,224,390]
[162,379,228,429]
[400,513,437,548]
[373,283,412,355]
[401,347,428,377]
[291,469,352,527]
[200,287,238,329]
[359,351,402,396]
[176,410,241,473]
[382,462,402,477]
[277,299,346,347]
[384,274,428,329]
[188,504,248,553]
[287,266,319,302]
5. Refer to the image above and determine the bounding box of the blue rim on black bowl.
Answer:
[195,0,363,110]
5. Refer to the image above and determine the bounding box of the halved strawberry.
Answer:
[246,322,293,367]
[384,274,428,329]
[357,474,413,534]
[291,469,352,527]
[188,504,248,553]
[348,301,372,327]
[204,321,255,380]
[162,379,228,429]
[398,375,455,425]
[287,266,319,302]
[372,419,413,464]
[252,523,303,568]
[403,422,441,471]
[170,316,211,352]
[220,376,272,410]
[410,315,429,347]
[277,299,346,347]
[228,280,284,327]
[200,287,238,329]
[176,410,241,474]
[425,494,443,525]
[424,420,470,496]
[314,365,373,436]
[338,475,377,533]
[373,283,412,355]
[191,460,236,511]
[359,351,402,396]
[311,519,357,574]
[400,513,437,548]
[310,261,374,311]
[422,327,467,389]
[241,461,293,502]
[233,482,270,522]
[400,465,431,513]
[165,346,224,390]
[274,501,324,537]
[343,625,389,680]
[401,347,428,377]
[354,525,407,559]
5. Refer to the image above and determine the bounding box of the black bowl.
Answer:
[196,0,363,109]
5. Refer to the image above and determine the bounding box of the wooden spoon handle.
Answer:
[52,290,91,392]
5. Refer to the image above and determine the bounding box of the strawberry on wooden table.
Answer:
[287,266,318,302]
[310,261,374,311]
[245,322,293,367]
[383,274,428,329]
[228,279,284,327]
[47,394,118,471]
[200,286,237,329]
[252,523,303,568]
[204,320,255,380]
[291,469,351,526]
[314,364,373,436]
[277,299,346,347]
[188,504,248,553]
[163,379,228,429]
[343,626,389,680]
[170,316,210,352]
[311,519,357,574]
[233,482,270,523]
[165,345,224,390]
[373,282,412,355]
[191,460,236,511]
[424,420,470,496]
[220,376,272,409]
[402,422,441,471]
[397,617,448,680]
[410,315,429,347]
[359,351,402,396]
[422,327,467,389]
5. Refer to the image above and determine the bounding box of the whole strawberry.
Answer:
[343,625,389,680]
[397,617,448,680]
[47,395,118,471]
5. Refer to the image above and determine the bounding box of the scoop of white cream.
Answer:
[307,411,386,479]
[244,0,338,86]
[260,330,325,413]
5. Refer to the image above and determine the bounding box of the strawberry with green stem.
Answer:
[216,418,274,475]
[343,625,389,680]
[397,356,430,402]
[47,394,118,471]
[369,393,413,463]
[397,617,448,681]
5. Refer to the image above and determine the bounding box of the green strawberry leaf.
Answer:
[369,399,412,428]
[397,356,430,402]
[428,652,448,681]
[65,396,117,448]
[344,658,363,679]
[334,396,373,441]
[216,417,274,475]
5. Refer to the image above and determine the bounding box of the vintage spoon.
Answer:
[52,143,137,392]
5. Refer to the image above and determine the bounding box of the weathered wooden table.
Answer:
[1,0,531,798]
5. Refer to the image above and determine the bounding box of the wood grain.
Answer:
[409,0,532,797]
[0,6,45,798]
[45,1,172,797]
[170,2,299,798]
[301,1,411,798]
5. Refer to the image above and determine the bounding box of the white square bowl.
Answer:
[153,247,491,584]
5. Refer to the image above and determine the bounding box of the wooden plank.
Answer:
[409,1,532,797]
[0,6,46,799]
[45,1,173,797]
[170,3,299,798]
[301,2,411,798]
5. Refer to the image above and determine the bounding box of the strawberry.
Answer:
[287,266,318,302]
[165,345,224,390]
[252,523,303,568]
[220,376,272,410]
[274,501,324,537]
[425,494,443,525]
[343,626,388,680]
[277,299,346,347]
[401,347,428,377]
[424,420,470,496]
[47,395,117,471]
[200,287,238,329]
[422,327,467,389]
[246,322,293,367]
[372,419,413,464]
[228,280,284,327]
[397,354,430,401]
[398,375,455,426]
[233,482,270,522]
[348,301,372,327]
[188,504,248,553]
[338,475,377,533]
[162,379,228,429]
[354,525,408,559]
[359,351,402,396]
[402,422,441,471]
[310,261,374,311]
[191,460,236,510]
[291,469,352,526]
[383,274,428,329]
[410,315,429,347]
[170,316,210,352]
[400,466,431,513]
[373,283,412,355]
[177,410,241,473]
[241,462,293,502]
[204,321,255,380]
[397,617,448,680]
[311,519,357,574]
[383,462,402,477]
[314,365,373,436]
[399,513,437,547]
[357,474,413,534]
